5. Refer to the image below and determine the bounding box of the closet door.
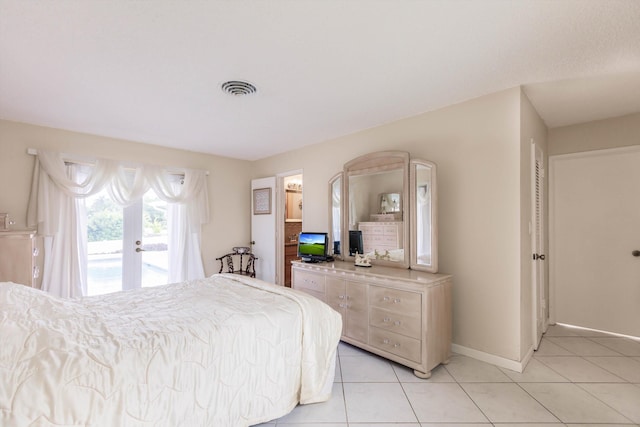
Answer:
[550,146,640,337]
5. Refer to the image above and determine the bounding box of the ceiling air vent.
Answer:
[221,80,257,96]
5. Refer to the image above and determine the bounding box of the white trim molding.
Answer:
[451,343,534,373]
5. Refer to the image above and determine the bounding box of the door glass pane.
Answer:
[141,191,169,287]
[86,190,123,296]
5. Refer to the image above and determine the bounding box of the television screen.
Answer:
[297,232,328,261]
[349,230,363,256]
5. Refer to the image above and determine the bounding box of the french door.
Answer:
[85,189,169,295]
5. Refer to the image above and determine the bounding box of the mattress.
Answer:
[0,273,342,426]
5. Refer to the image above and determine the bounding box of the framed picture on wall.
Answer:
[253,188,271,215]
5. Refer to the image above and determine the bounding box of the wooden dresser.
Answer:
[284,243,299,287]
[358,221,403,254]
[0,230,40,288]
[292,260,452,378]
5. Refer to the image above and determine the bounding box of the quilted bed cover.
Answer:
[0,273,342,426]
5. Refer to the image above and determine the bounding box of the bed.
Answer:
[0,273,342,426]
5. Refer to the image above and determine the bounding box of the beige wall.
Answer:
[0,120,252,276]
[549,112,640,155]
[252,88,527,361]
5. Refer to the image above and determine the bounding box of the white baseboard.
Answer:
[451,343,534,373]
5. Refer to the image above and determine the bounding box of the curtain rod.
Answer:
[27,148,210,176]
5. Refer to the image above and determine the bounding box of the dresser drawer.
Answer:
[383,235,398,245]
[369,327,421,363]
[369,285,421,313]
[292,270,326,294]
[383,225,398,235]
[370,306,421,339]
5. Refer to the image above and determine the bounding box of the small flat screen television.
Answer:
[349,230,364,256]
[297,232,329,262]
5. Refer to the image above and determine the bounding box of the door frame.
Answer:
[530,139,547,349]
[276,169,303,286]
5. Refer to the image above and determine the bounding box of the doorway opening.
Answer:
[280,172,303,287]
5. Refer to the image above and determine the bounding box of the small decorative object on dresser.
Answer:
[354,252,371,267]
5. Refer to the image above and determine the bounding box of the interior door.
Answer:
[550,146,640,337]
[251,177,276,283]
[531,141,546,349]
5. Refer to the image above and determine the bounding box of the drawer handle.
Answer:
[383,317,391,323]
[33,266,40,279]
[394,321,401,326]
[383,339,390,344]
[33,248,39,257]
[383,296,390,302]
[339,303,345,308]
[394,343,400,348]
[393,298,401,303]
[338,295,344,299]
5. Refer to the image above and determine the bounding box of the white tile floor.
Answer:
[255,324,640,426]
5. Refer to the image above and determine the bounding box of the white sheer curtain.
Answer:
[28,150,209,297]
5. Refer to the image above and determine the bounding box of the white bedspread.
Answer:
[0,274,342,427]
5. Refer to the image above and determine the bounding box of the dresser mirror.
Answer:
[342,151,410,268]
[330,151,438,272]
[410,159,438,273]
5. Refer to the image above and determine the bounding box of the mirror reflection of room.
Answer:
[415,165,432,266]
[348,169,404,262]
[330,174,341,255]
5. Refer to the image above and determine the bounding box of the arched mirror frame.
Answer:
[342,151,410,268]
[329,151,439,273]
[410,159,438,273]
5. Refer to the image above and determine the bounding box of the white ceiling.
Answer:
[1,1,639,161]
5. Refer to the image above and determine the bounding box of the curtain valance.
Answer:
[28,150,209,234]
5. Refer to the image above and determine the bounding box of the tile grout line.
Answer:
[443,361,493,424]
[531,333,636,424]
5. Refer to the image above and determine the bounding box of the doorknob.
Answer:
[632,250,640,257]
[250,241,256,245]
[135,240,142,246]
[136,247,145,252]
